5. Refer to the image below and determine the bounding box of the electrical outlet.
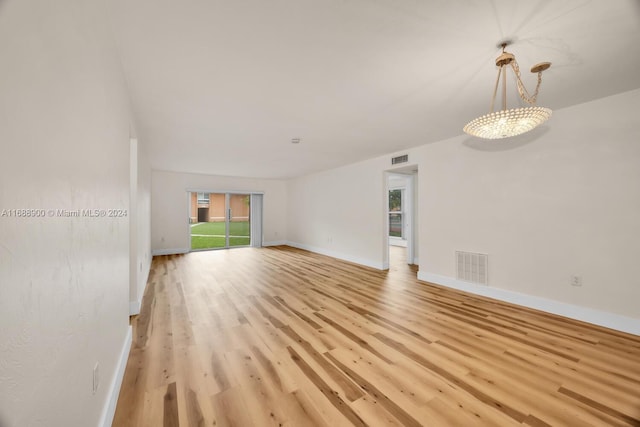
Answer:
[570,275,582,287]
[93,362,100,395]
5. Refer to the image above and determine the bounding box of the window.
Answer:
[197,192,209,204]
[389,189,403,238]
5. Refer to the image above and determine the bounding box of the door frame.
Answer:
[383,167,418,269]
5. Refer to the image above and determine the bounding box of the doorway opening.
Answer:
[189,192,252,250]
[385,167,418,272]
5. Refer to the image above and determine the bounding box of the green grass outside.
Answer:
[191,221,249,236]
[190,221,250,250]
[191,235,250,249]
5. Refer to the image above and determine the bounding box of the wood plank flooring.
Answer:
[113,246,640,426]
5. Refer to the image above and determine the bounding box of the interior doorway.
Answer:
[384,167,418,270]
[189,192,251,250]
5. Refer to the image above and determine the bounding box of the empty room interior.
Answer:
[2,1,640,426]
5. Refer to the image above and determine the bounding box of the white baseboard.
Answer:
[418,272,640,336]
[99,326,132,427]
[286,241,384,270]
[263,240,287,247]
[151,248,189,256]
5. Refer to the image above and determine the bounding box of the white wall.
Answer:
[129,139,152,315]
[417,89,640,322]
[0,1,133,426]
[287,158,391,269]
[286,89,640,332]
[151,170,288,254]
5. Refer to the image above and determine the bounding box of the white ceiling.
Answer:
[114,0,640,179]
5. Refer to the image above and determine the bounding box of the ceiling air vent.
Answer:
[456,251,488,285]
[391,154,408,165]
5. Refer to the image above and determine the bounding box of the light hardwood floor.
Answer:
[113,246,640,426]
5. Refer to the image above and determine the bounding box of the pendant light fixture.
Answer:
[463,42,552,139]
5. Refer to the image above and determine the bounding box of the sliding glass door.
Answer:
[189,192,251,250]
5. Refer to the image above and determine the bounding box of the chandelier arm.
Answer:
[490,66,502,113]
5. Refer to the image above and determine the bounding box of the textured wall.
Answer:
[0,0,132,425]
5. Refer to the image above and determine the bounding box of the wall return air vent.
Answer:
[391,154,408,165]
[456,251,488,285]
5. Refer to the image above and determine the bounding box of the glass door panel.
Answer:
[190,192,228,250]
[228,193,251,247]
